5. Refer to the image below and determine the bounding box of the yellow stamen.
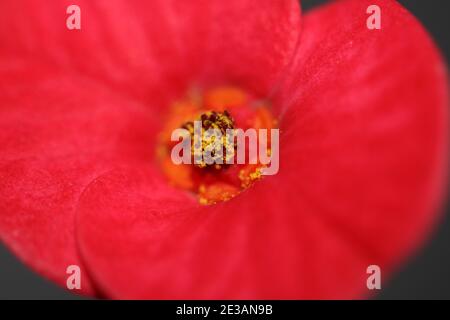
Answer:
[157,86,277,206]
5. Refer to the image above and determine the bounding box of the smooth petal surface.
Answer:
[274,0,448,295]
[0,66,156,293]
[77,0,448,299]
[0,0,301,101]
[77,167,201,298]
[77,169,370,298]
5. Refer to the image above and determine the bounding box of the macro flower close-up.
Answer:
[0,0,448,300]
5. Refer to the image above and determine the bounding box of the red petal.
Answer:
[0,0,301,100]
[274,0,448,295]
[78,0,448,299]
[0,0,301,293]
[195,0,301,95]
[76,167,200,298]
[0,68,156,294]
[77,169,370,298]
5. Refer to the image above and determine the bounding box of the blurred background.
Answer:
[0,0,449,299]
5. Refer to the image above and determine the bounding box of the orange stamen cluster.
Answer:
[157,86,277,205]
[182,110,236,169]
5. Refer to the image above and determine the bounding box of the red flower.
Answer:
[0,0,448,299]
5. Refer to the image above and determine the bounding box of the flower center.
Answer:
[182,110,236,169]
[157,86,277,205]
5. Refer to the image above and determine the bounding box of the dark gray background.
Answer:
[0,0,449,299]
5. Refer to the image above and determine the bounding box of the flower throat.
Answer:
[157,86,279,205]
